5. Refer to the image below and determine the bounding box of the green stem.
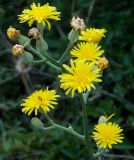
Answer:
[44,113,84,141]
[98,156,103,160]
[29,46,62,72]
[37,23,44,37]
[42,126,54,131]
[20,73,31,94]
[32,59,47,64]
[59,42,74,63]
[54,123,84,140]
[94,148,106,159]
[45,53,66,72]
[79,94,93,160]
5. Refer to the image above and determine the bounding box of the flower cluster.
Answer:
[6,2,111,112]
[7,2,110,111]
[7,2,124,158]
[59,24,108,96]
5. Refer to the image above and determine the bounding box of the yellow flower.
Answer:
[92,122,124,149]
[18,3,61,29]
[70,42,104,62]
[58,60,102,97]
[21,88,60,116]
[79,28,106,43]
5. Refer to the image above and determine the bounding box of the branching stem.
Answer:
[44,113,84,141]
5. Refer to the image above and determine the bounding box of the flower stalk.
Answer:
[59,41,74,63]
[79,94,93,159]
[29,46,65,72]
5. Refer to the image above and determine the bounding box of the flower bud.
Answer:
[98,116,107,124]
[28,27,40,39]
[31,117,44,129]
[96,57,109,70]
[7,26,20,40]
[71,16,85,31]
[12,44,24,56]
[98,114,115,124]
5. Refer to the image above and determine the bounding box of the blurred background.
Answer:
[0,0,134,159]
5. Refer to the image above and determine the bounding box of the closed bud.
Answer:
[7,26,20,40]
[71,16,85,31]
[98,116,107,124]
[31,117,44,129]
[96,57,109,70]
[12,44,24,56]
[98,114,115,124]
[28,27,40,39]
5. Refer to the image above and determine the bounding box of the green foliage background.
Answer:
[0,0,134,159]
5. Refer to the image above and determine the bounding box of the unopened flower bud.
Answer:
[96,57,109,70]
[12,44,24,56]
[71,16,85,31]
[7,26,20,40]
[28,27,40,39]
[98,116,107,124]
[31,117,44,129]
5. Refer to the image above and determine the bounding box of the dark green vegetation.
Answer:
[0,0,134,159]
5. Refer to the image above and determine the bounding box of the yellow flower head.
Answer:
[58,60,102,97]
[21,88,60,116]
[18,3,61,29]
[79,28,106,43]
[70,42,104,62]
[92,122,124,149]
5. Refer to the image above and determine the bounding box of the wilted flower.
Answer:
[71,16,85,31]
[7,26,20,40]
[12,44,24,56]
[96,57,109,70]
[28,27,40,39]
